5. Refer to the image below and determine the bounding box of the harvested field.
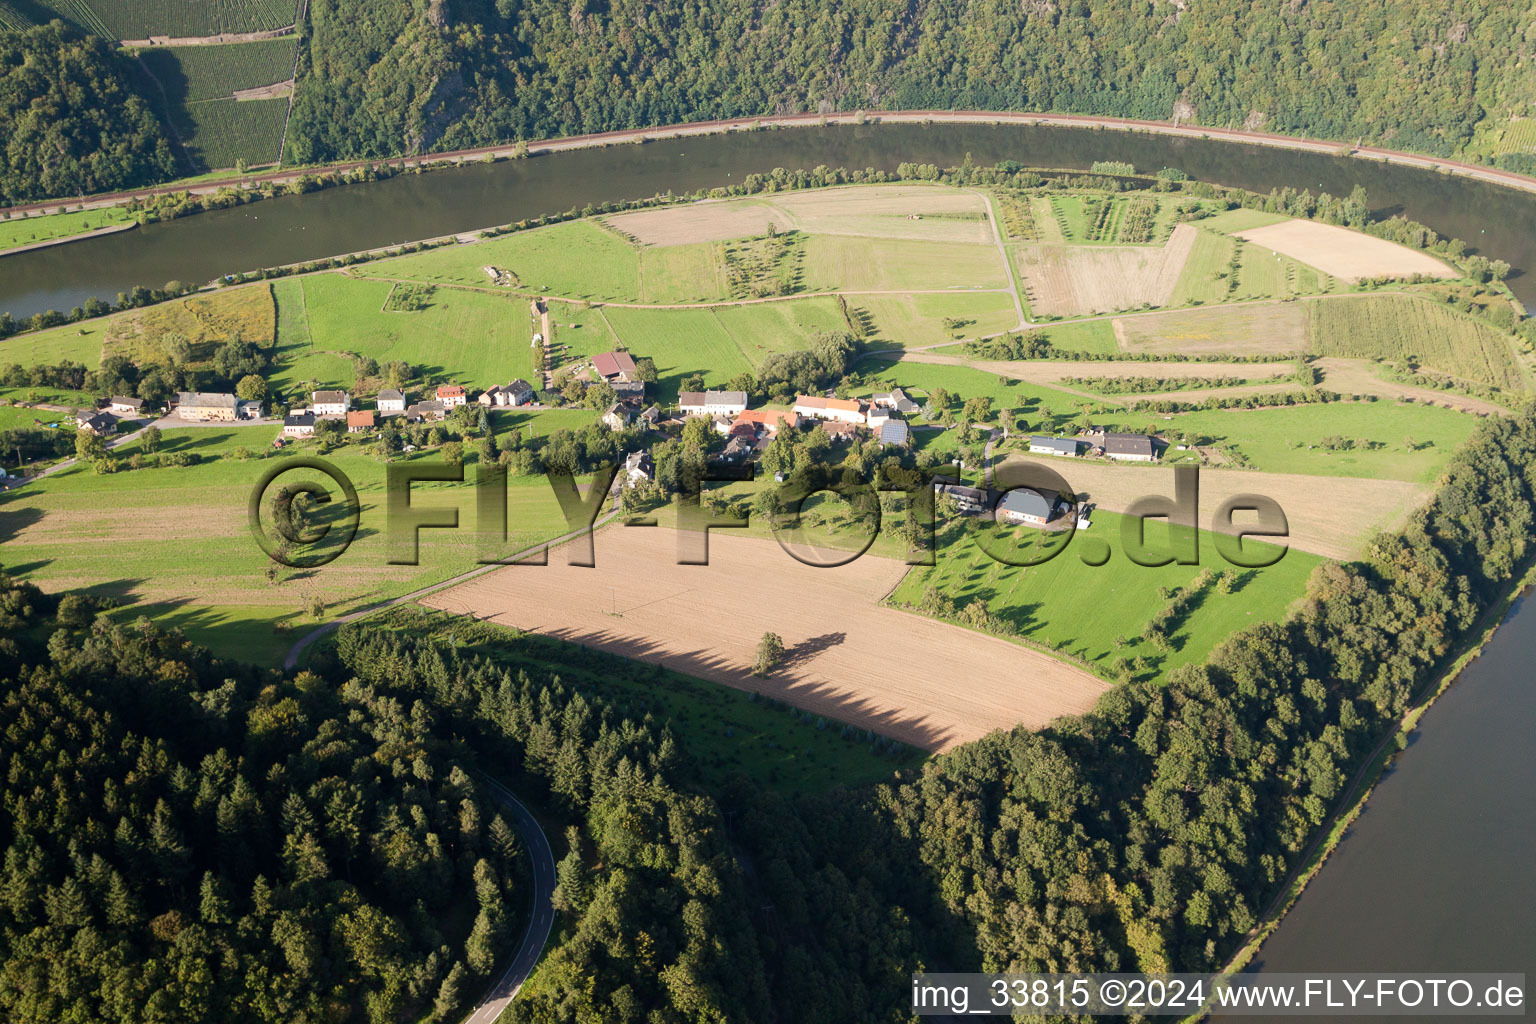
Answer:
[1315,357,1512,417]
[605,185,992,246]
[422,527,1110,751]
[1235,220,1455,283]
[1112,301,1310,356]
[993,456,1428,561]
[1018,224,1196,315]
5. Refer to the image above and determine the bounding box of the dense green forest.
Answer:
[0,582,528,1022]
[0,22,174,204]
[4,1,1536,200]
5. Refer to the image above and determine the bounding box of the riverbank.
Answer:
[5,110,1536,225]
[0,220,137,260]
[1188,556,1536,1020]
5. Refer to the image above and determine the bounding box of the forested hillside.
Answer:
[2,0,1534,201]
[0,582,527,1022]
[288,0,1535,166]
[0,22,174,204]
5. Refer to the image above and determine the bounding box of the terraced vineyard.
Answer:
[176,96,288,170]
[14,0,300,37]
[137,38,296,102]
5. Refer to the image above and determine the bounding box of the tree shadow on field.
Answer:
[778,631,846,670]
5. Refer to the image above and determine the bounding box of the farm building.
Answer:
[376,389,407,414]
[283,412,316,438]
[177,392,239,422]
[624,450,653,484]
[679,390,748,416]
[593,351,639,383]
[311,390,350,416]
[866,405,895,429]
[997,486,1061,526]
[1029,436,1080,457]
[637,404,661,427]
[611,381,647,406]
[347,411,375,433]
[937,482,992,513]
[1101,433,1157,462]
[108,397,144,416]
[795,395,865,425]
[878,420,910,447]
[436,384,467,408]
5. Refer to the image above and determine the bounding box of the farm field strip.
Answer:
[421,527,1110,752]
[1017,224,1196,316]
[1309,294,1526,391]
[1235,219,1456,283]
[1112,301,1311,356]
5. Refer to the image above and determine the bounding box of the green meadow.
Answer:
[891,509,1319,680]
[0,206,135,253]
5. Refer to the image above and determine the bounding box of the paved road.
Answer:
[465,774,557,1024]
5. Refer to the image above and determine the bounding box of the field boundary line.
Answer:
[275,0,309,166]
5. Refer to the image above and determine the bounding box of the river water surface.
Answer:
[2,123,1535,319]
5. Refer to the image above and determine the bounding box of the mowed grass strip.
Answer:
[1170,229,1237,306]
[1310,294,1527,391]
[856,291,1020,348]
[891,510,1318,680]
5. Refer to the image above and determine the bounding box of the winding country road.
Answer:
[467,774,557,1024]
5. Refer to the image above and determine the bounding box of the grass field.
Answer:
[1039,319,1121,355]
[597,306,755,400]
[854,291,1018,348]
[1310,295,1527,391]
[1198,209,1293,234]
[0,322,104,368]
[1169,229,1238,306]
[1125,400,1480,481]
[0,406,68,431]
[891,510,1318,680]
[270,275,536,396]
[712,298,846,359]
[0,206,135,252]
[800,235,1008,292]
[1,426,576,665]
[860,356,1108,432]
[1113,302,1311,357]
[364,221,649,301]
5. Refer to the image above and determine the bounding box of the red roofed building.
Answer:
[793,395,865,424]
[733,408,799,435]
[592,351,638,382]
[436,384,467,408]
[347,410,376,433]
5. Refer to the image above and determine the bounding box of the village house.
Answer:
[624,450,653,485]
[721,435,754,462]
[376,389,407,415]
[1101,432,1157,462]
[436,384,467,409]
[678,390,748,417]
[1029,436,1081,457]
[283,411,316,438]
[592,351,638,383]
[602,403,634,431]
[878,419,910,447]
[820,420,858,443]
[794,395,865,425]
[479,379,535,407]
[76,411,114,436]
[405,400,446,423]
[866,405,894,429]
[733,408,799,436]
[996,486,1061,526]
[871,388,920,415]
[108,396,143,416]
[311,390,350,417]
[637,404,661,428]
[937,482,992,514]
[347,411,375,433]
[176,392,239,422]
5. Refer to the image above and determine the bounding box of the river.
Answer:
[2,122,1535,320]
[2,119,1534,992]
[1223,590,1536,1021]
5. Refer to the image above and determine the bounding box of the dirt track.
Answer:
[421,527,1110,751]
